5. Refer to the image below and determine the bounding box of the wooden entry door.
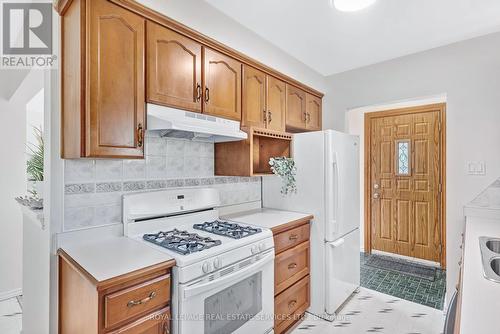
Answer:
[366,104,445,264]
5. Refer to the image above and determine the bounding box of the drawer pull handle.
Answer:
[289,234,299,241]
[288,300,297,309]
[127,291,157,308]
[288,263,297,270]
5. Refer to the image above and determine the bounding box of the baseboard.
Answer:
[0,288,22,301]
[371,250,441,268]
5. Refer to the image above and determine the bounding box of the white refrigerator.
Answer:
[263,130,360,319]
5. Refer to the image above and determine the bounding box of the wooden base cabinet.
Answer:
[272,218,311,334]
[58,250,174,334]
[61,0,146,159]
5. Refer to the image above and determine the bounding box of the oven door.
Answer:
[178,249,274,334]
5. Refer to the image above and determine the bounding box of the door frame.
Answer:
[364,103,447,268]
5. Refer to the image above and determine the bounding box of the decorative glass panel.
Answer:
[397,140,410,175]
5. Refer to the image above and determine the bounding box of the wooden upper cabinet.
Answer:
[203,48,242,121]
[61,0,145,159]
[242,65,266,128]
[266,76,286,132]
[89,0,145,158]
[146,21,202,112]
[306,93,322,131]
[285,84,307,131]
[242,65,286,131]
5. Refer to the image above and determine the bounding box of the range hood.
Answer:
[147,103,247,142]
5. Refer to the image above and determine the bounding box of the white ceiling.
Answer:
[204,0,500,75]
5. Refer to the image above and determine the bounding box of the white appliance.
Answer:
[263,130,360,319]
[123,188,274,334]
[147,103,248,142]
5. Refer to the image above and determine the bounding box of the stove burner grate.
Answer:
[193,220,262,239]
[143,229,221,255]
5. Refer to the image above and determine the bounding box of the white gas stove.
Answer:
[123,188,275,334]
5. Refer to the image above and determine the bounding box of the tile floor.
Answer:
[291,288,445,334]
[0,296,22,334]
[361,253,446,309]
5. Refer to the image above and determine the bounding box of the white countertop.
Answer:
[223,208,313,230]
[464,178,500,219]
[460,216,500,334]
[60,237,175,282]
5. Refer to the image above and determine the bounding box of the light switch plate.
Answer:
[467,161,486,175]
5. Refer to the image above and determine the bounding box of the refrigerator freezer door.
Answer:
[325,228,360,315]
[325,130,360,241]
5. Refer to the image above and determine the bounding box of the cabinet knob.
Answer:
[137,123,144,148]
[303,112,307,122]
[306,112,311,123]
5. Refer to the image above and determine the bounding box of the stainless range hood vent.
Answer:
[147,104,247,143]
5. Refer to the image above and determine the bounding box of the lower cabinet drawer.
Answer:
[108,307,170,334]
[275,275,310,334]
[274,223,310,254]
[104,275,170,329]
[275,241,310,295]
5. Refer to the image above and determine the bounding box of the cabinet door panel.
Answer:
[242,65,266,128]
[285,84,306,131]
[89,0,145,158]
[266,76,286,132]
[203,48,241,121]
[306,93,322,131]
[147,21,202,112]
[107,308,170,334]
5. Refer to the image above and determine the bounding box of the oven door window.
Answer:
[204,272,262,334]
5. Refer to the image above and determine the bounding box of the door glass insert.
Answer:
[396,140,411,175]
[204,272,262,334]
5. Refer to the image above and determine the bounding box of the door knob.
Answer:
[373,193,380,199]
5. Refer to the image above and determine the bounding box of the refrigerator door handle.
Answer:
[327,238,345,248]
[327,151,340,236]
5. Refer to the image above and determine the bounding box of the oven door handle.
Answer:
[182,250,274,299]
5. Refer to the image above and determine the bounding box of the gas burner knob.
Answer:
[251,245,258,254]
[213,258,221,269]
[202,261,211,273]
[258,242,265,251]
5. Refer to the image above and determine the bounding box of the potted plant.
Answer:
[269,157,297,195]
[26,126,44,199]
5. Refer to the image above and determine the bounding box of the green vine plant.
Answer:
[26,126,44,183]
[269,157,297,195]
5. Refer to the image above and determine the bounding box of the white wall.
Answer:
[0,96,25,299]
[324,31,500,304]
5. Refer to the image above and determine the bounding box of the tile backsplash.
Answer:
[64,135,261,231]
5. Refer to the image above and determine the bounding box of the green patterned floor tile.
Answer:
[360,252,446,310]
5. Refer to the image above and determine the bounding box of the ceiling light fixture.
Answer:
[330,0,377,12]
